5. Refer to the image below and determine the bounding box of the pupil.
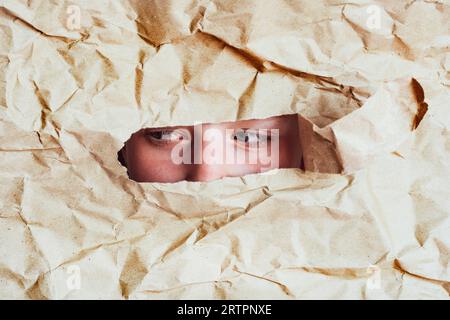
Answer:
[151,131,163,139]
[233,131,251,143]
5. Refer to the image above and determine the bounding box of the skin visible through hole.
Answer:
[120,114,303,183]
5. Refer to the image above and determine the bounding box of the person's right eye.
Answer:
[145,129,186,144]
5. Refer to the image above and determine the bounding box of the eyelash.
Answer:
[145,130,185,145]
[231,131,271,146]
[145,129,272,147]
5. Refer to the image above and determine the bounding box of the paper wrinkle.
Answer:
[0,0,449,299]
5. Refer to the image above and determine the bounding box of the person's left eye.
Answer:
[232,130,270,146]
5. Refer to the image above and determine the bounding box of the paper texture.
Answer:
[0,0,449,299]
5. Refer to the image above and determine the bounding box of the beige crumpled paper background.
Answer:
[0,0,449,299]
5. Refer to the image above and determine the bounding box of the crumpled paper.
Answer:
[0,0,449,299]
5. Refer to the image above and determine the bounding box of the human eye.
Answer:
[232,129,271,148]
[145,129,187,144]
